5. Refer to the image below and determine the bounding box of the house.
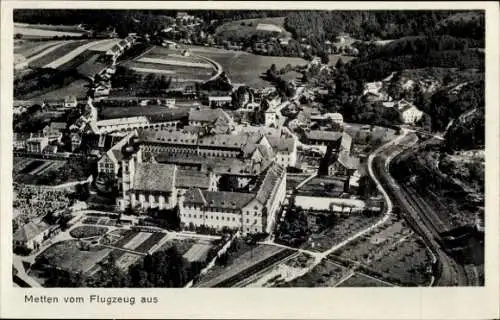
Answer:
[394,100,424,124]
[328,153,360,177]
[26,137,49,153]
[64,96,78,108]
[13,221,51,251]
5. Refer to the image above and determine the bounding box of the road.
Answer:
[373,134,475,286]
[246,130,416,286]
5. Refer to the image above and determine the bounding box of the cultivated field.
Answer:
[183,240,214,262]
[14,40,62,58]
[33,79,89,100]
[332,219,434,286]
[27,40,91,68]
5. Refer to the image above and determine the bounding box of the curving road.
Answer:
[372,132,475,286]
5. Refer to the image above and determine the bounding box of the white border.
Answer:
[1,2,499,319]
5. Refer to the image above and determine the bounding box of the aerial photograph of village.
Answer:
[12,9,485,288]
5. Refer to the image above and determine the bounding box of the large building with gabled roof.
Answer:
[180,163,286,234]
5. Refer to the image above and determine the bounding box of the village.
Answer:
[12,9,483,289]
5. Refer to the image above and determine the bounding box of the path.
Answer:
[294,172,318,190]
[195,54,223,81]
[258,130,414,284]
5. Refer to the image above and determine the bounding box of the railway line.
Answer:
[381,137,478,286]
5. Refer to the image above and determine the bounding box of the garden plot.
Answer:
[34,161,66,176]
[183,241,214,262]
[134,232,168,254]
[35,240,112,274]
[115,252,143,270]
[122,232,153,251]
[305,214,380,252]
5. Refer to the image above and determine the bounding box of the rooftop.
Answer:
[255,164,285,205]
[183,189,255,210]
[337,152,360,170]
[13,221,50,242]
[305,130,343,142]
[133,163,177,193]
[188,108,230,123]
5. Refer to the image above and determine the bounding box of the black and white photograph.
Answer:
[8,6,490,290]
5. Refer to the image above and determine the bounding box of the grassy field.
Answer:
[189,46,307,87]
[14,40,61,58]
[215,16,291,39]
[36,240,112,273]
[32,79,89,100]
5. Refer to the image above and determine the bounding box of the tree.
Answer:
[335,58,345,70]
[319,51,329,64]
[15,33,23,40]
